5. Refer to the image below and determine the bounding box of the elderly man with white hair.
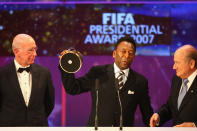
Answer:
[150,45,197,127]
[0,34,55,126]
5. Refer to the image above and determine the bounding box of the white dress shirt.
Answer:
[14,59,32,106]
[179,69,197,93]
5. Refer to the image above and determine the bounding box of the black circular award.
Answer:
[59,50,83,73]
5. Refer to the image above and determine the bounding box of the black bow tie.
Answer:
[18,67,31,73]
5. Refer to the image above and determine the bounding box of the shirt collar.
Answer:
[113,63,129,78]
[187,69,197,85]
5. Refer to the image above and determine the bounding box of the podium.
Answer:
[0,127,196,131]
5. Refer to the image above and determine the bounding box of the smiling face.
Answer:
[113,41,135,70]
[13,34,37,67]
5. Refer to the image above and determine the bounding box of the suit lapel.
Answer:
[28,64,40,107]
[173,77,182,112]
[9,62,27,106]
[178,76,197,111]
[106,64,116,89]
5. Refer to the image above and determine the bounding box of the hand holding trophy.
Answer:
[59,48,83,73]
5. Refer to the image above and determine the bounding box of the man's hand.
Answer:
[174,122,196,127]
[150,113,160,127]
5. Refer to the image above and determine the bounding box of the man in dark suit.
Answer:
[150,45,197,127]
[59,36,153,126]
[0,34,55,126]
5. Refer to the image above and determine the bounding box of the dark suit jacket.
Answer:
[158,75,197,126]
[60,64,153,126]
[0,61,55,126]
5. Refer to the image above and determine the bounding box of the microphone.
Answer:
[115,78,123,130]
[95,78,99,130]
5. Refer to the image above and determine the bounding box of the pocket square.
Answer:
[128,90,134,95]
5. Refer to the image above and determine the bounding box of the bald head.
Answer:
[176,45,196,53]
[12,34,35,52]
[173,45,197,79]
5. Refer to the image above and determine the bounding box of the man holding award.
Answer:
[59,36,153,127]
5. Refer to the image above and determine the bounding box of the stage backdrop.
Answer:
[0,2,197,126]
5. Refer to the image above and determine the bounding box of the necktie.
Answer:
[177,79,189,109]
[117,71,124,89]
[18,67,31,73]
